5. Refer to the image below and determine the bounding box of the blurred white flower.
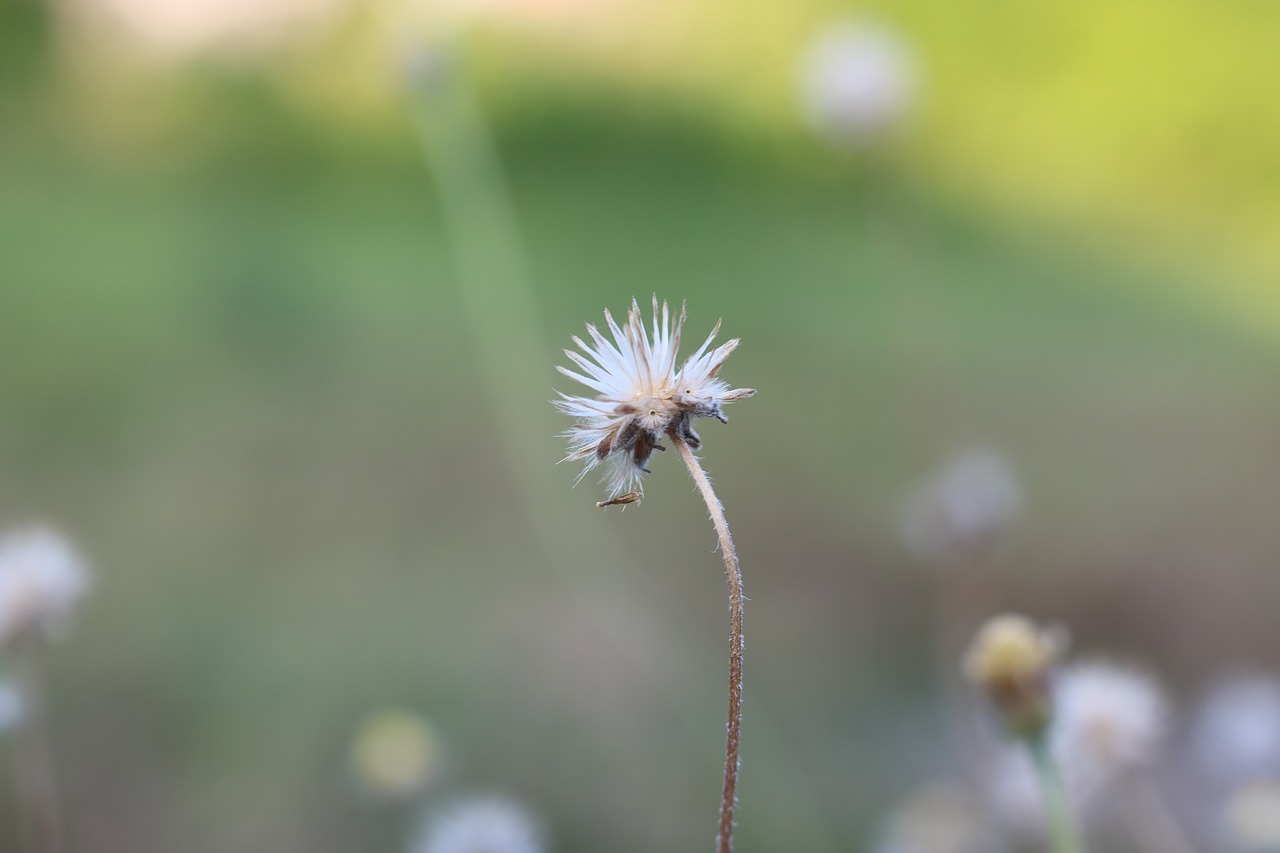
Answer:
[984,745,1052,840]
[349,708,443,800]
[1224,780,1280,853]
[900,448,1021,567]
[799,19,918,146]
[0,679,24,733]
[875,782,1008,853]
[1052,661,1168,799]
[412,797,542,853]
[554,297,755,502]
[1190,674,1280,783]
[0,527,90,646]
[984,661,1168,836]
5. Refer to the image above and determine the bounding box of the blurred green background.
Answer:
[3,0,1280,850]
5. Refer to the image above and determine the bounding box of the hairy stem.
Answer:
[1030,736,1086,853]
[671,432,744,853]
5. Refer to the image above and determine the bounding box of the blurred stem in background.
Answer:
[1030,736,1085,853]
[865,158,993,773]
[1116,775,1199,853]
[13,642,64,853]
[404,37,840,851]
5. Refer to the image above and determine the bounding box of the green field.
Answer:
[3,47,1280,851]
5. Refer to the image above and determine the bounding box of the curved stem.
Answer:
[671,432,744,853]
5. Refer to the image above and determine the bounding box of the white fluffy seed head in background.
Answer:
[900,447,1021,567]
[553,297,755,501]
[1190,673,1280,783]
[1051,660,1168,798]
[0,527,91,646]
[1223,780,1280,853]
[411,797,542,853]
[799,19,918,146]
[875,782,1008,853]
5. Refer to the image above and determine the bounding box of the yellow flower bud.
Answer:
[964,614,1063,740]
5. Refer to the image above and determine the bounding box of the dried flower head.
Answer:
[0,527,90,646]
[412,797,542,853]
[900,448,1021,567]
[1051,661,1167,798]
[554,297,755,502]
[799,19,918,146]
[964,614,1065,740]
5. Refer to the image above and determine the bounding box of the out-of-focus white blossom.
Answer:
[1223,780,1280,853]
[1052,661,1168,799]
[0,527,90,646]
[798,19,918,146]
[412,797,542,853]
[68,0,347,57]
[875,782,1008,853]
[984,745,1052,840]
[900,448,1021,567]
[983,659,1168,841]
[1191,674,1280,783]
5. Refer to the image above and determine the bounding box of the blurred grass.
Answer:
[3,84,1280,851]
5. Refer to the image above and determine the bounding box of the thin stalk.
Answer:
[410,43,844,853]
[670,431,744,853]
[1030,736,1085,853]
[14,642,64,853]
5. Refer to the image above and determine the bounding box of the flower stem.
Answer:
[1030,736,1085,853]
[670,432,744,853]
[14,642,64,853]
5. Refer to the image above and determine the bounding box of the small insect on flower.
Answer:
[553,297,755,503]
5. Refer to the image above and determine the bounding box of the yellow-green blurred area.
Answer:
[2,0,1280,851]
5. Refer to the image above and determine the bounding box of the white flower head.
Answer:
[1191,673,1280,782]
[412,797,542,853]
[1051,661,1168,798]
[875,782,1008,853]
[0,527,90,646]
[799,19,918,146]
[554,297,755,503]
[900,448,1021,567]
[1223,780,1280,853]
